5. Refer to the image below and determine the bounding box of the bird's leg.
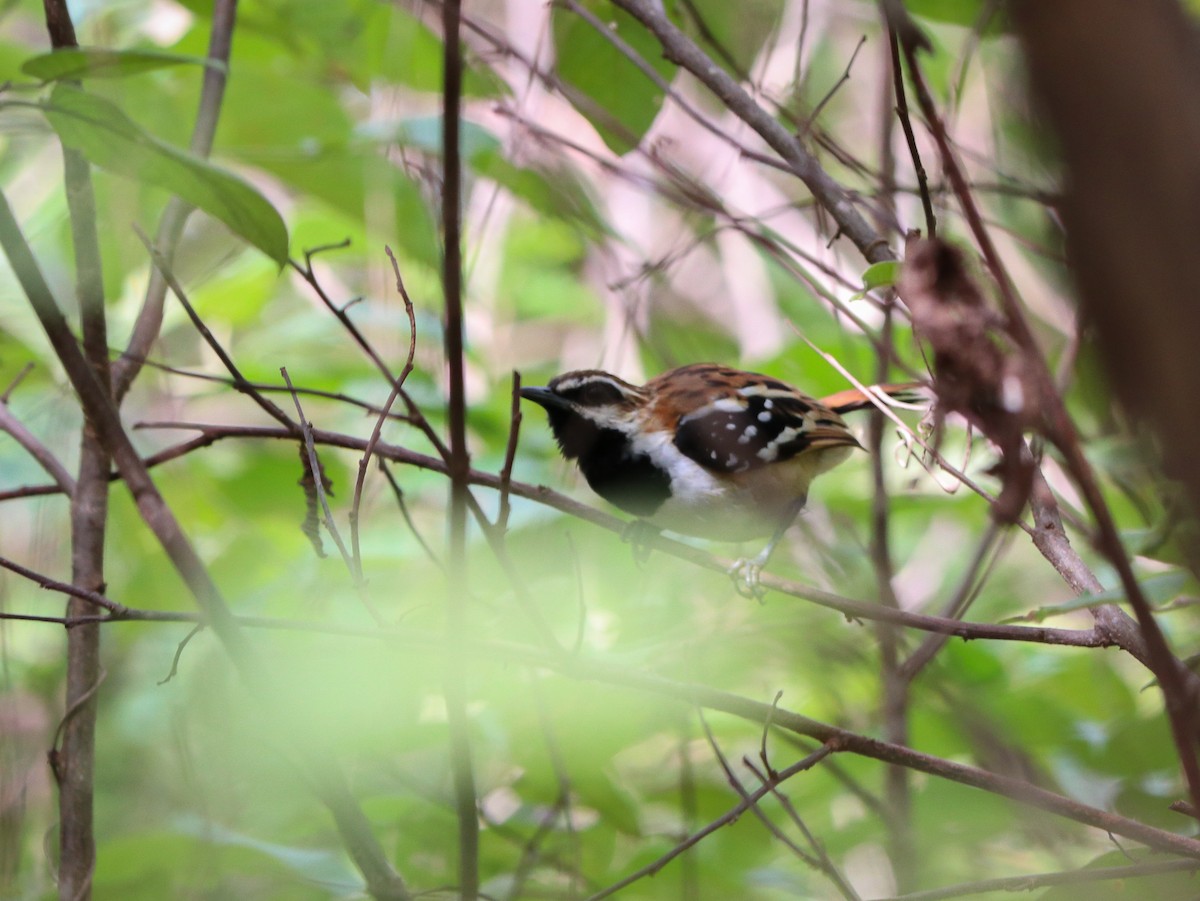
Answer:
[729,496,807,599]
[621,519,660,565]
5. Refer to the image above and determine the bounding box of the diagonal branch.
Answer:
[894,20,1200,811]
[0,190,413,901]
[113,0,239,399]
[608,0,893,263]
[0,399,75,496]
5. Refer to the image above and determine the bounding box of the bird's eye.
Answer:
[577,381,625,406]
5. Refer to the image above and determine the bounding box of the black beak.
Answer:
[519,385,571,412]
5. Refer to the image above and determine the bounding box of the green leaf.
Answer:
[22,48,218,82]
[352,5,506,98]
[42,85,289,265]
[173,815,362,888]
[906,0,1010,32]
[552,0,675,152]
[678,0,784,75]
[242,149,438,268]
[862,260,901,291]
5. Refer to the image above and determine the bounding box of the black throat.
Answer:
[544,409,671,517]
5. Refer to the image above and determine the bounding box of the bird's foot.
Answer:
[729,554,769,601]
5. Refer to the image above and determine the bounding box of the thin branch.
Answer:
[700,712,825,870]
[798,35,867,141]
[698,711,834,878]
[0,399,75,495]
[113,0,239,398]
[136,226,297,431]
[1,362,34,402]
[378,461,443,570]
[0,190,412,901]
[289,249,452,464]
[280,366,385,625]
[742,756,860,901]
[888,25,935,236]
[497,371,522,532]
[568,660,1200,860]
[157,623,204,685]
[441,0,479,896]
[125,421,1121,650]
[585,745,836,900]
[873,858,1200,901]
[898,22,1200,810]
[899,522,1004,682]
[349,247,418,577]
[0,555,126,615]
[608,0,894,263]
[127,356,419,425]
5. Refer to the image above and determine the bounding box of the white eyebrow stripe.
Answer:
[552,375,632,394]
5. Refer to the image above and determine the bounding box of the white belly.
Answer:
[631,430,853,541]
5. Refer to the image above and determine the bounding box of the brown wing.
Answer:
[653,366,860,474]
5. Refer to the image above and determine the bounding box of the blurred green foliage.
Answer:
[0,0,1198,899]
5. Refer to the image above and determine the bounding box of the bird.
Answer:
[520,363,923,595]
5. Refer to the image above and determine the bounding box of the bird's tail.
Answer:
[821,382,929,415]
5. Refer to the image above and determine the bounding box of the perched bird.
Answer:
[521,363,922,594]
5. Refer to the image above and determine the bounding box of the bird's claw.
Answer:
[729,556,768,601]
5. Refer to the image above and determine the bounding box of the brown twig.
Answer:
[378,461,443,571]
[280,366,385,624]
[897,21,1200,811]
[873,858,1200,901]
[585,744,836,900]
[497,371,522,532]
[125,421,1121,650]
[289,249,452,464]
[0,555,126,616]
[742,755,860,900]
[0,399,75,496]
[887,25,935,237]
[136,226,298,431]
[348,247,419,577]
[798,35,867,141]
[700,711,843,882]
[127,356,419,425]
[157,623,204,685]
[608,0,893,264]
[113,0,238,399]
[899,522,1005,682]
[43,2,111,893]
[0,190,413,901]
[440,1,479,895]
